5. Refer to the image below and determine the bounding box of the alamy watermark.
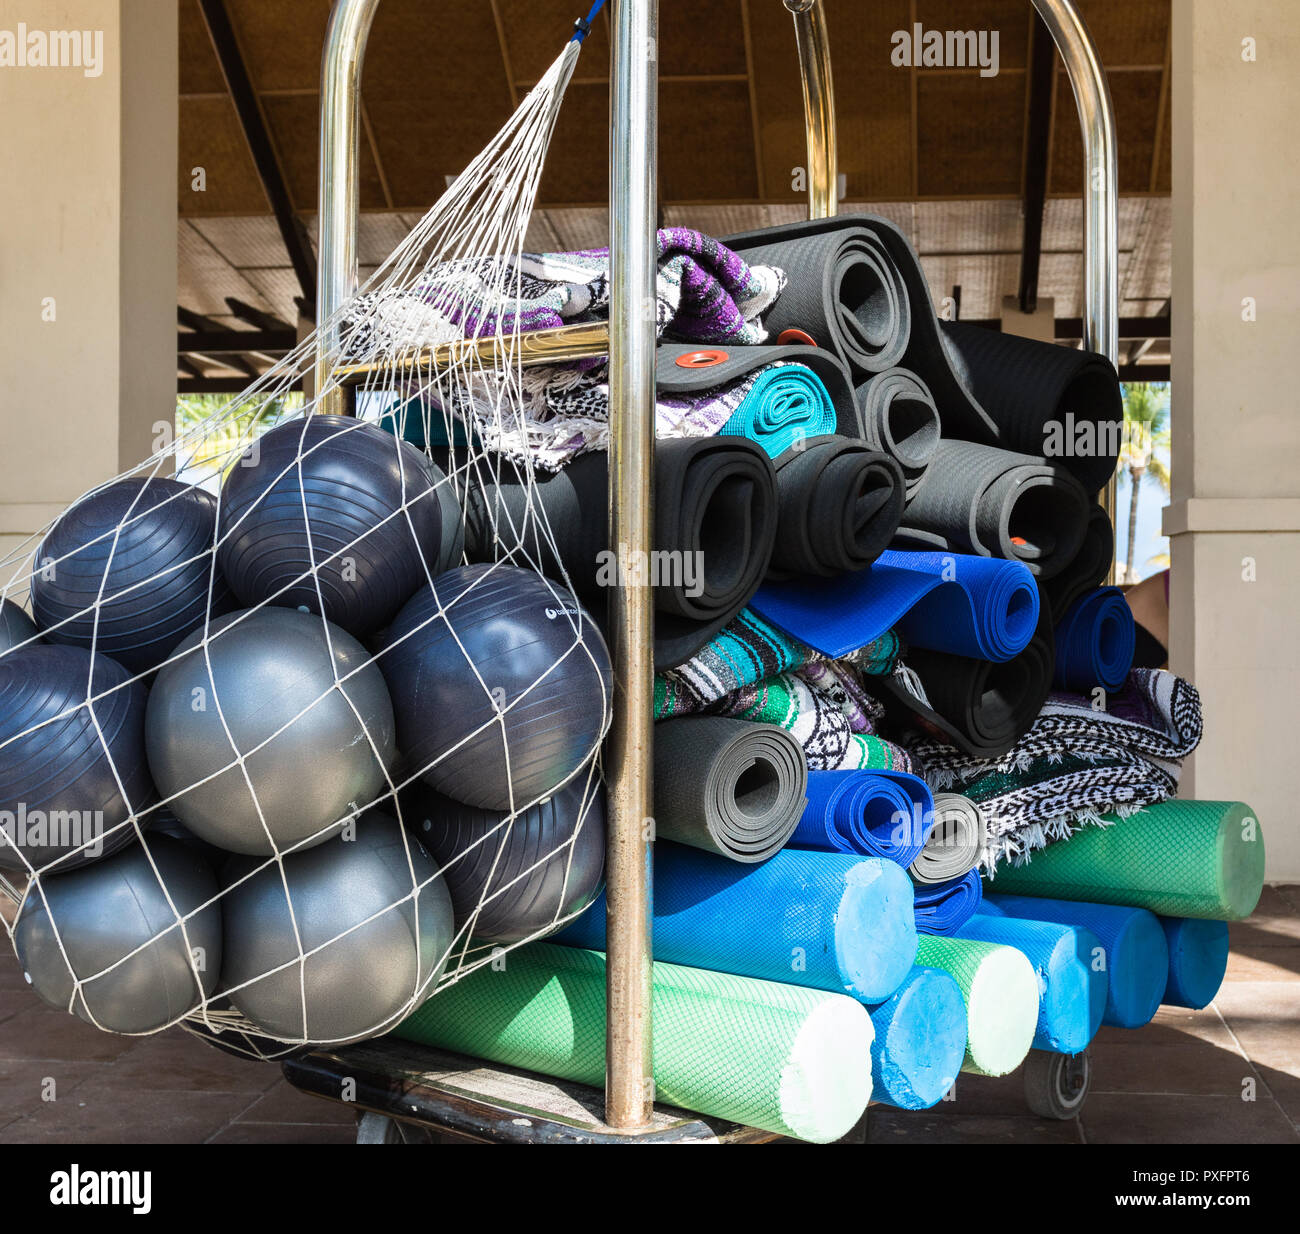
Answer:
[595,547,705,598]
[891,23,1000,78]
[0,805,105,863]
[0,25,104,78]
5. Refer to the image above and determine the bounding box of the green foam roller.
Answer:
[915,935,1039,1077]
[988,800,1265,921]
[393,943,873,1143]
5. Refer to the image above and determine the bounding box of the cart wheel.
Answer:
[1023,1049,1091,1120]
[356,1112,438,1144]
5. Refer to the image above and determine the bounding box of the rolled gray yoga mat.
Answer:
[909,793,985,885]
[854,368,941,500]
[722,224,911,378]
[654,717,808,863]
[894,440,1091,581]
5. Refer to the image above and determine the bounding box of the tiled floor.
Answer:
[2,887,1298,1144]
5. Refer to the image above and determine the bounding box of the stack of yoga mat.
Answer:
[379,219,1264,1140]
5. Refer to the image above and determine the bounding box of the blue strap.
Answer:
[571,0,607,43]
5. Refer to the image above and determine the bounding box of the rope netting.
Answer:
[0,33,616,1061]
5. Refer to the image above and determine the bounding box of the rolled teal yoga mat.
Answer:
[866,966,966,1109]
[554,842,917,1003]
[718,363,838,458]
[984,892,1168,1029]
[962,911,1105,1054]
[1161,917,1230,1010]
[394,943,874,1143]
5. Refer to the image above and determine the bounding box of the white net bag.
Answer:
[0,26,617,1062]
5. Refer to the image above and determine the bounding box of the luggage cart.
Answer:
[283,0,1118,1141]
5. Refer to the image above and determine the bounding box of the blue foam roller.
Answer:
[913,869,983,936]
[554,841,917,1003]
[984,891,1168,1029]
[1161,916,1230,1009]
[962,910,1105,1053]
[790,769,933,868]
[865,966,967,1109]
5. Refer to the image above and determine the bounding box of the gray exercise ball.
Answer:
[0,598,39,659]
[219,812,454,1044]
[145,607,395,856]
[14,835,222,1034]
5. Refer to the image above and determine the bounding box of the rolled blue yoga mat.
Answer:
[554,841,917,1003]
[751,548,1038,661]
[962,910,1106,1054]
[718,364,838,459]
[913,869,984,936]
[1053,586,1136,692]
[983,891,1169,1029]
[1161,917,1230,1009]
[866,966,967,1110]
[790,769,933,868]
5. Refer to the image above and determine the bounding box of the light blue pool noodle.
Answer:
[1161,916,1230,1009]
[554,841,918,1003]
[983,891,1169,1029]
[961,910,1105,1054]
[865,966,967,1109]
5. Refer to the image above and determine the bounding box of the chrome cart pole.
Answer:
[315,0,381,413]
[605,0,658,1131]
[786,0,838,219]
[1030,0,1120,574]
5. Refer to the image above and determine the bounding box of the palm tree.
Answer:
[1118,382,1171,582]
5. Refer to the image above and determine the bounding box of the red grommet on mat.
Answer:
[776,328,817,347]
[674,349,730,368]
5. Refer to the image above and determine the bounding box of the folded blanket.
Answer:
[349,229,786,467]
[654,607,898,716]
[668,667,912,774]
[911,668,1203,866]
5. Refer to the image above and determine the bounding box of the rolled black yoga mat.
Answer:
[854,368,941,499]
[460,437,778,671]
[727,218,1122,483]
[939,320,1123,495]
[873,603,1056,759]
[893,440,1091,581]
[656,342,858,435]
[769,435,905,579]
[721,222,911,378]
[1041,503,1114,623]
[653,717,808,863]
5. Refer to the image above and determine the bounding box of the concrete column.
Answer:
[0,0,177,594]
[1169,2,1300,880]
[999,294,1056,344]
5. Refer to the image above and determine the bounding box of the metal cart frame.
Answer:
[287,0,1120,1141]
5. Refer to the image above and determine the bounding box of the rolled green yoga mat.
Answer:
[393,943,873,1143]
[652,716,807,862]
[866,966,967,1110]
[914,935,1039,1077]
[1161,916,1230,1010]
[988,800,1265,921]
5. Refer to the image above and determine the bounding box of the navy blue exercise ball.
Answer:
[376,564,613,811]
[14,834,220,1034]
[31,476,232,675]
[0,598,40,659]
[403,774,606,944]
[0,645,152,874]
[218,416,457,636]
